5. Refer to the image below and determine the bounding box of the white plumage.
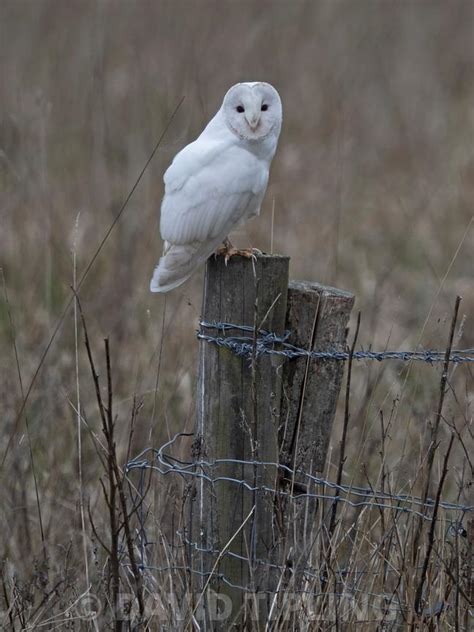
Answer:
[150,81,283,292]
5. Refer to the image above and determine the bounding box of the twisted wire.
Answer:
[197,321,474,364]
[123,434,470,610]
[126,433,473,519]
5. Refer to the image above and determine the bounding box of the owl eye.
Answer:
[261,104,268,111]
[236,105,245,113]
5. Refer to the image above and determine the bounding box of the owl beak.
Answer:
[246,114,260,130]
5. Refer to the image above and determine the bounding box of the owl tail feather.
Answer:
[150,240,220,293]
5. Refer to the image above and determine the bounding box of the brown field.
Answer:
[0,1,472,628]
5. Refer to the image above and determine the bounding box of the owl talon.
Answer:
[235,248,261,261]
[215,245,261,264]
[216,241,236,265]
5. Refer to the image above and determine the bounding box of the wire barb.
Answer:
[197,321,474,363]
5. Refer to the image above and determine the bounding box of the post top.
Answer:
[212,252,290,262]
[289,279,355,301]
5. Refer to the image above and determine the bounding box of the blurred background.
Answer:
[0,0,472,578]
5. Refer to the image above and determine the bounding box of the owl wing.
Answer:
[150,130,270,293]
[159,136,268,246]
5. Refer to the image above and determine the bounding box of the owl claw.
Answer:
[235,247,261,261]
[215,245,261,265]
[215,244,239,265]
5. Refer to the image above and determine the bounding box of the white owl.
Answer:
[150,82,282,293]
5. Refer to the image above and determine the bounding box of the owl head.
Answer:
[222,82,282,141]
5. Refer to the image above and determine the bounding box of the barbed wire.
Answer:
[197,321,474,363]
[126,433,473,520]
[123,434,471,618]
[123,312,473,620]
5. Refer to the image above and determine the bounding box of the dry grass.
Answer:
[0,0,473,629]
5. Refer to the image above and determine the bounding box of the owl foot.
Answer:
[233,247,262,259]
[215,240,261,265]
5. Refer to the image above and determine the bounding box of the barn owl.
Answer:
[150,82,282,292]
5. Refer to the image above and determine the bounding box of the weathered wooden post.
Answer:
[190,253,289,629]
[188,256,354,628]
[277,281,354,583]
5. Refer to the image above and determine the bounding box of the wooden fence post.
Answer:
[190,253,289,629]
[278,281,354,579]
[188,258,354,628]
